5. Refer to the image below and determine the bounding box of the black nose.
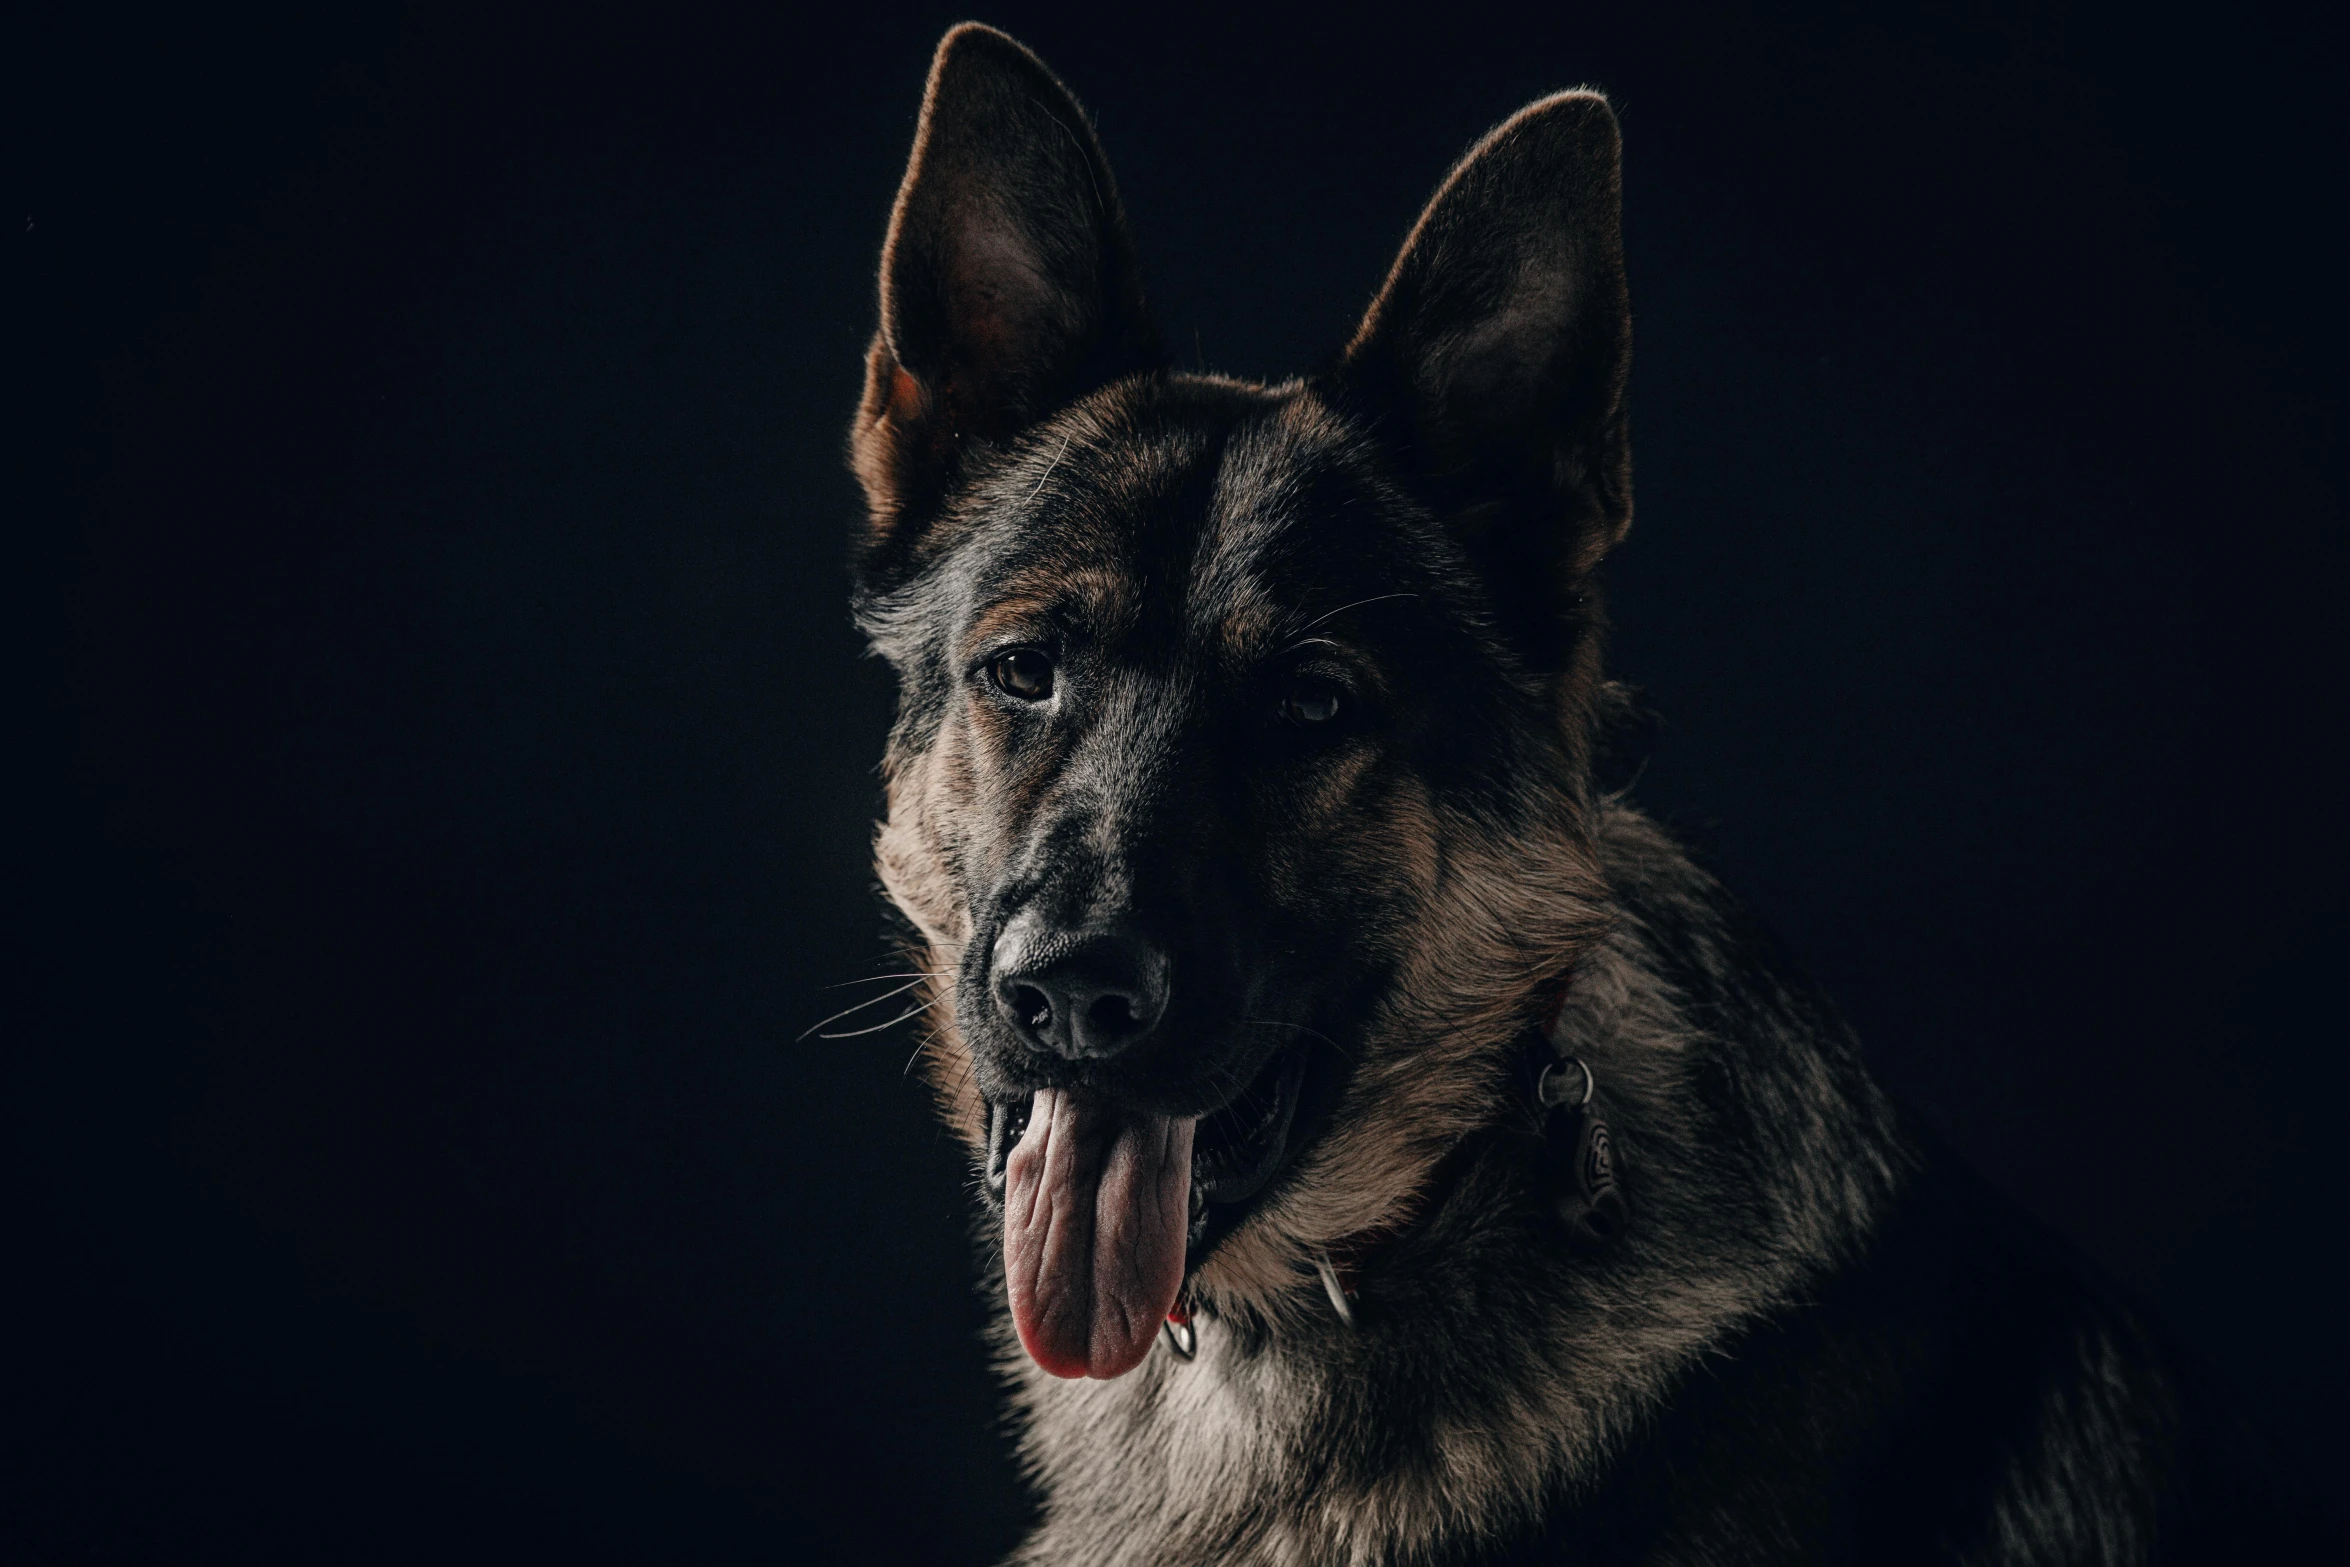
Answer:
[991,925,1170,1060]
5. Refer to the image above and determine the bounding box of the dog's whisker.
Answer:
[823,971,937,989]
[797,976,930,1040]
[1284,591,1419,644]
[903,1027,942,1078]
[818,999,939,1040]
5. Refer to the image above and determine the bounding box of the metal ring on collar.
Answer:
[1538,1056,1596,1111]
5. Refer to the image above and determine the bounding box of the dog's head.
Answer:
[850,25,1629,1378]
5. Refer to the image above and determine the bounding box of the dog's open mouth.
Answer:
[981,1041,1312,1379]
[1190,1040,1313,1208]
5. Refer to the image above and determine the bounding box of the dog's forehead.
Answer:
[1190,395,1367,659]
[960,383,1371,665]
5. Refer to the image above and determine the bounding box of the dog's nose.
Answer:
[991,925,1169,1060]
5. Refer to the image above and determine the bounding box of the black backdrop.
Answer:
[15,3,2348,1560]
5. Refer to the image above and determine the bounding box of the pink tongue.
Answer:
[1002,1088,1195,1379]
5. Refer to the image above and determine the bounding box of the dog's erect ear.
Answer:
[1337,92,1631,670]
[851,25,1158,586]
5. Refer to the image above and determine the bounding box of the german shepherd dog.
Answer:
[845,25,2277,1564]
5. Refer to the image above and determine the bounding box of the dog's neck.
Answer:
[997,805,1911,1567]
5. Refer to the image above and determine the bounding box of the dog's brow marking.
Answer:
[966,565,1136,658]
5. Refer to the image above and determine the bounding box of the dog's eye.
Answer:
[989,648,1056,702]
[1279,677,1344,728]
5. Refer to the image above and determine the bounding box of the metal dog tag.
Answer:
[1537,1057,1627,1248]
[1557,1107,1626,1245]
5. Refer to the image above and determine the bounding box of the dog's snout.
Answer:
[991,922,1170,1060]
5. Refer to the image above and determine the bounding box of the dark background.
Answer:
[14,2,2347,1560]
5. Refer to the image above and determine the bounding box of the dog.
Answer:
[843,24,2280,1564]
